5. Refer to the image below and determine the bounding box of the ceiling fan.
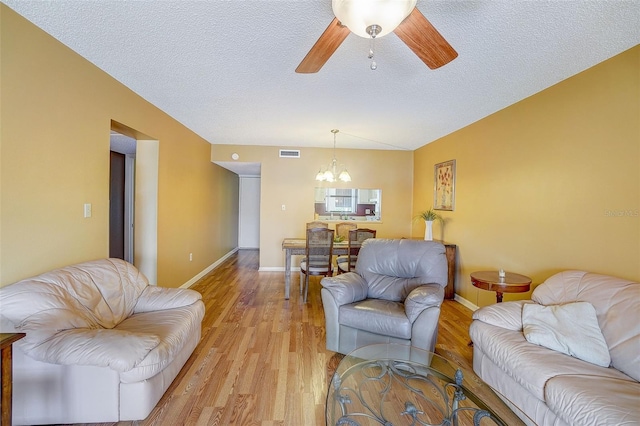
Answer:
[296,0,458,73]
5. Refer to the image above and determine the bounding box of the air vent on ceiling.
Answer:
[279,149,301,158]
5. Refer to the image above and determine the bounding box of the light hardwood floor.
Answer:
[72,249,474,426]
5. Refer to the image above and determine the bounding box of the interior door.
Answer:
[110,151,126,259]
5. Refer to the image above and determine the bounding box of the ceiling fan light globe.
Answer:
[332,0,417,38]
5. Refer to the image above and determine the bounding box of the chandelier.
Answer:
[315,129,351,183]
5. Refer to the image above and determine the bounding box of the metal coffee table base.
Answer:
[329,359,496,426]
[326,345,524,426]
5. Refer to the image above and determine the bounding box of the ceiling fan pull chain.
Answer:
[369,38,377,70]
[366,24,381,71]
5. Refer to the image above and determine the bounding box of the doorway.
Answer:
[110,120,159,283]
[212,161,261,250]
[110,132,136,263]
[239,176,261,249]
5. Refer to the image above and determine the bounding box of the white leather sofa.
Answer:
[470,271,639,426]
[0,258,205,425]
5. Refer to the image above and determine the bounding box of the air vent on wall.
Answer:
[279,149,301,158]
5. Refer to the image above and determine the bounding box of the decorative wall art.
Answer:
[434,160,456,211]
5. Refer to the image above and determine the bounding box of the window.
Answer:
[314,188,381,221]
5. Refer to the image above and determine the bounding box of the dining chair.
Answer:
[306,221,329,229]
[335,222,357,241]
[337,228,377,274]
[300,227,334,303]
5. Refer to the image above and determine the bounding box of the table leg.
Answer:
[284,248,291,299]
[496,292,504,303]
[1,345,13,426]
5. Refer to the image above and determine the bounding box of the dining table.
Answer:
[281,238,457,300]
[281,238,352,299]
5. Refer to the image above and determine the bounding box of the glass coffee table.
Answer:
[326,344,526,426]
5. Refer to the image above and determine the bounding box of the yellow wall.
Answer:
[3,4,636,300]
[412,45,640,308]
[211,145,414,269]
[0,5,238,287]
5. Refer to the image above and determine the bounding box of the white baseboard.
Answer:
[181,247,239,288]
[258,266,286,272]
[454,294,479,312]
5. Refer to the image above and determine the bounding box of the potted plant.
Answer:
[416,209,442,241]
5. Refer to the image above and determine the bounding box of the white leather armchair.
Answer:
[0,258,204,425]
[320,239,448,354]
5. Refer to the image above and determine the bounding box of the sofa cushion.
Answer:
[134,286,203,313]
[339,299,411,339]
[22,328,160,372]
[545,374,640,426]
[356,239,447,302]
[472,300,534,331]
[523,302,610,367]
[117,301,205,383]
[0,259,149,355]
[532,271,640,381]
[469,321,632,401]
[0,280,101,351]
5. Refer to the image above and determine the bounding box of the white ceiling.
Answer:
[4,1,639,151]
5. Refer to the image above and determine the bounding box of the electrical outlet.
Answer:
[83,203,92,218]
[189,253,193,262]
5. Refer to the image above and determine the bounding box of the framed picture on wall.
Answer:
[434,160,456,211]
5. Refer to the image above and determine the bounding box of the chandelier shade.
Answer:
[331,0,417,39]
[316,129,351,183]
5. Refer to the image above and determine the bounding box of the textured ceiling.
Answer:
[3,1,639,151]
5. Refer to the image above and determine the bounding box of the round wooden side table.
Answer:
[470,271,531,303]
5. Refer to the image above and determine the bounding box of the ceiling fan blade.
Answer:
[296,18,351,73]
[394,8,458,69]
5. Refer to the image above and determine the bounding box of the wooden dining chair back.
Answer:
[337,228,377,274]
[300,227,334,303]
[306,221,329,229]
